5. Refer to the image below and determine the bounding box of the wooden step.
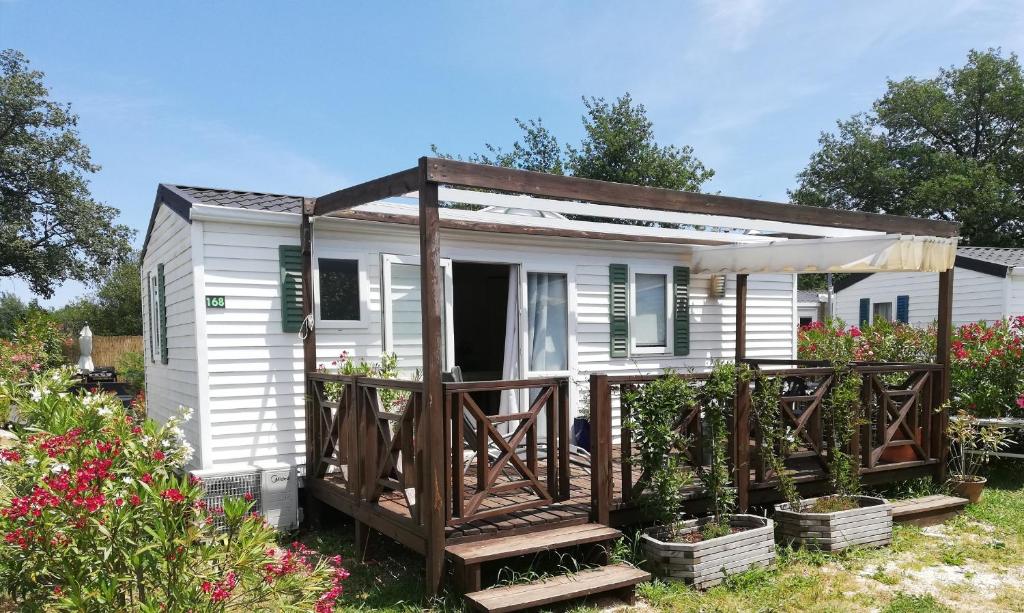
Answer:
[446,523,622,565]
[464,563,650,613]
[891,495,969,527]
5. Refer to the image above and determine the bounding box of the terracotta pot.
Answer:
[879,426,923,464]
[951,477,986,504]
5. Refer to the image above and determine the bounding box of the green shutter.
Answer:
[609,263,629,358]
[673,266,690,356]
[157,264,168,364]
[279,245,304,333]
[859,298,870,327]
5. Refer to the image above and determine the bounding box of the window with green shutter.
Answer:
[157,264,167,364]
[279,245,304,333]
[609,263,629,358]
[673,266,690,356]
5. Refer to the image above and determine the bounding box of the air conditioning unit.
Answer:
[190,462,299,532]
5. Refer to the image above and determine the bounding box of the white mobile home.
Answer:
[140,183,802,472]
[833,247,1024,326]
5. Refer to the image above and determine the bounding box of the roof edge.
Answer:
[833,253,1010,293]
[140,184,196,260]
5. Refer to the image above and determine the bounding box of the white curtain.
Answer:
[527,273,568,372]
[498,269,519,417]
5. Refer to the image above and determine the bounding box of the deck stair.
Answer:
[891,495,969,527]
[446,523,650,611]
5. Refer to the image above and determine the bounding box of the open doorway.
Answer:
[452,262,515,415]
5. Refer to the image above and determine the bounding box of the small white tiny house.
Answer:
[833,247,1024,327]
[140,184,801,472]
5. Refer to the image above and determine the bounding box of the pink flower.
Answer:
[152,450,165,461]
[1017,395,1024,409]
[161,488,185,504]
[140,473,153,484]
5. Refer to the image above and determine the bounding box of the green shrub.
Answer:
[0,368,349,612]
[117,350,145,392]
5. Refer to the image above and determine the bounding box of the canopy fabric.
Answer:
[689,234,958,275]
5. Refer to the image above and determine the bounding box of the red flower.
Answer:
[152,450,165,461]
[244,492,254,502]
[129,494,142,506]
[161,488,185,504]
[141,473,153,484]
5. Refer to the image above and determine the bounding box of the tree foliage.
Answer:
[792,49,1024,247]
[0,49,134,298]
[434,93,713,191]
[53,254,142,336]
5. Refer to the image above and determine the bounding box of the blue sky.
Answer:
[3,0,1023,305]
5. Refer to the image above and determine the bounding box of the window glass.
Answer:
[319,258,360,321]
[635,273,667,348]
[872,301,893,323]
[527,272,568,371]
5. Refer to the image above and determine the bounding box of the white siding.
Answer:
[834,268,1007,326]
[1010,272,1024,316]
[197,215,797,470]
[142,204,201,467]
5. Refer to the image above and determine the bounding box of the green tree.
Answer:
[792,49,1024,247]
[0,49,134,298]
[434,93,713,191]
[0,292,30,339]
[54,254,142,335]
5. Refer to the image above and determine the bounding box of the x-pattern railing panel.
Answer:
[866,370,931,466]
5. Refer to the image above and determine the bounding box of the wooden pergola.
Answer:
[299,157,959,595]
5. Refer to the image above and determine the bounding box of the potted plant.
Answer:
[771,365,893,551]
[947,410,1011,503]
[572,388,591,452]
[635,365,775,589]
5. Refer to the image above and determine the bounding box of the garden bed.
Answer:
[641,514,775,589]
[774,495,893,551]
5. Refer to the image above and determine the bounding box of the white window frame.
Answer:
[872,301,893,324]
[629,266,672,356]
[519,264,577,378]
[148,270,161,363]
[312,247,370,329]
[380,253,455,370]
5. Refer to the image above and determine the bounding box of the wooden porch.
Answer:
[296,157,959,605]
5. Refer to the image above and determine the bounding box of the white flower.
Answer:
[122,476,133,484]
[51,463,70,474]
[26,457,38,467]
[97,406,113,417]
[141,436,151,445]
[179,440,194,463]
[178,406,194,422]
[29,388,42,402]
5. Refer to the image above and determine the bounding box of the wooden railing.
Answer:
[443,378,571,525]
[306,373,428,529]
[589,362,948,522]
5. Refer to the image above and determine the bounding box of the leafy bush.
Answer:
[0,368,349,611]
[950,318,1024,417]
[751,373,799,508]
[696,362,748,539]
[622,371,696,526]
[117,350,145,392]
[0,311,70,385]
[800,317,1024,418]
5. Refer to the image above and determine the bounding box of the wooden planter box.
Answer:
[641,514,775,589]
[774,495,893,552]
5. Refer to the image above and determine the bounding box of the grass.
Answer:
[301,460,1024,611]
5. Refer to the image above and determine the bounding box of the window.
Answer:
[317,258,361,322]
[526,272,568,372]
[872,301,893,323]
[799,316,813,327]
[148,273,161,362]
[633,273,668,350]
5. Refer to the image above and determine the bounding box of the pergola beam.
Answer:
[315,166,420,215]
[423,157,959,238]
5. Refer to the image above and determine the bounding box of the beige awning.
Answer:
[690,234,958,275]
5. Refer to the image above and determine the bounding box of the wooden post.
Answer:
[417,160,447,596]
[557,379,571,501]
[734,274,750,512]
[589,374,612,525]
[933,268,954,482]
[300,202,322,527]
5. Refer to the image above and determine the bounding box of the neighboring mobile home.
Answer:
[140,184,801,472]
[833,247,1024,326]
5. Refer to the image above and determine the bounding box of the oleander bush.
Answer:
[0,368,348,612]
[799,317,1024,418]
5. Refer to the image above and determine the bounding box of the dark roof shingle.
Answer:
[956,247,1024,269]
[171,185,306,213]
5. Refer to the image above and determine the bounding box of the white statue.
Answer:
[77,325,94,374]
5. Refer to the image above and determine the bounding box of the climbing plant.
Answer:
[696,362,750,539]
[750,372,800,508]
